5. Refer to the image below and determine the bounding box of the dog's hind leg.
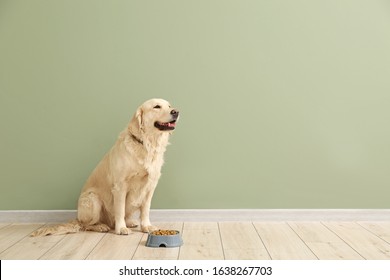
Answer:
[83,223,110,233]
[78,191,110,233]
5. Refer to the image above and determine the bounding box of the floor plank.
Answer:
[253,222,317,260]
[87,231,144,260]
[219,222,270,260]
[2,221,390,260]
[323,222,390,260]
[39,231,106,260]
[132,222,183,260]
[289,222,363,260]
[0,234,65,260]
[179,222,224,260]
[183,222,219,230]
[358,222,390,243]
[0,224,11,230]
[0,224,43,254]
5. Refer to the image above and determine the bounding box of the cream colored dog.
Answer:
[32,98,179,236]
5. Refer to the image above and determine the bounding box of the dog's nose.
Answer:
[171,109,179,117]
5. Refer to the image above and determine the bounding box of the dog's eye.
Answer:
[153,105,161,109]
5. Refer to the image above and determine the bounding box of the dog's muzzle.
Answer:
[154,110,179,131]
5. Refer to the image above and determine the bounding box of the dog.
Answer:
[31,98,179,236]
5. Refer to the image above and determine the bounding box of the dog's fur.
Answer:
[31,98,179,236]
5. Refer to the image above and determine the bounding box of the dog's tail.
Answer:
[30,220,83,237]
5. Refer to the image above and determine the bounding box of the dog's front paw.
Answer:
[141,225,158,233]
[115,227,132,235]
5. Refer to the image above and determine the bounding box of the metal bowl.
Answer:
[145,230,183,248]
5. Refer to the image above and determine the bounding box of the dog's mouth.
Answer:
[154,120,177,131]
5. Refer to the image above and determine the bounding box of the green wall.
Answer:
[1,0,390,210]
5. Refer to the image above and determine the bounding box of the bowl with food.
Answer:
[146,229,183,248]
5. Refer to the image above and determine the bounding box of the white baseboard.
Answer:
[0,209,389,223]
[151,209,390,222]
[0,210,77,223]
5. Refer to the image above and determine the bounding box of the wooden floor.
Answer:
[1,222,390,260]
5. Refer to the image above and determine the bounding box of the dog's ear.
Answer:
[136,107,144,131]
[128,107,144,135]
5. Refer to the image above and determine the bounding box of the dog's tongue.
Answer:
[160,121,176,128]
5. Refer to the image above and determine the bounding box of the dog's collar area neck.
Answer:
[130,133,143,145]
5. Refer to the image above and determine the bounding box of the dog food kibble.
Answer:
[151,229,178,236]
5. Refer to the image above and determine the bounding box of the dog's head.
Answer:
[129,99,179,137]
